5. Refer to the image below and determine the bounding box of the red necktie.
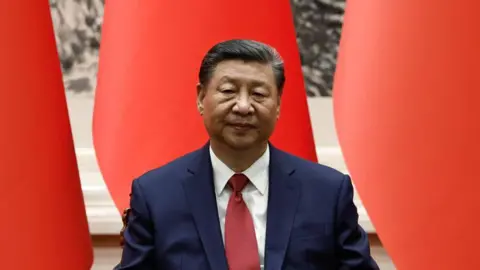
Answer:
[224,173,261,270]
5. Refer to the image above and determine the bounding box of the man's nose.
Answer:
[232,92,253,115]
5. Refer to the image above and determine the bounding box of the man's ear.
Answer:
[196,83,205,115]
[276,95,281,120]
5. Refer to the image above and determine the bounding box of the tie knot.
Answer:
[228,173,249,192]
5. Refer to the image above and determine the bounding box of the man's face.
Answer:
[197,60,280,150]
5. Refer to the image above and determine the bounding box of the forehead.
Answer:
[210,60,276,86]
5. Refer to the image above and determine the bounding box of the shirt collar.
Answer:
[210,145,270,196]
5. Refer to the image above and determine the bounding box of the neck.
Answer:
[210,140,268,172]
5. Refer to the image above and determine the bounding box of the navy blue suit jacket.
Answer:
[116,143,379,269]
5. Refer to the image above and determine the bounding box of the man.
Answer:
[116,39,379,269]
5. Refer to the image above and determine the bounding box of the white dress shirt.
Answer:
[209,145,270,269]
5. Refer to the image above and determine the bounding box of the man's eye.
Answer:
[253,91,267,98]
[221,89,235,93]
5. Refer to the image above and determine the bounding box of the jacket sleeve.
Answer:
[335,174,380,270]
[115,179,155,269]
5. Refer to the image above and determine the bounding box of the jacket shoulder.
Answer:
[133,147,202,189]
[279,149,348,187]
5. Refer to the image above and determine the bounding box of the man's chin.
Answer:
[224,137,258,151]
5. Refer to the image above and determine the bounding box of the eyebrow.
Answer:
[218,76,271,89]
[218,76,238,84]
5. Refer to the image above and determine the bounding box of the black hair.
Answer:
[198,39,285,95]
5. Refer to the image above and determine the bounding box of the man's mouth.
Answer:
[228,123,255,130]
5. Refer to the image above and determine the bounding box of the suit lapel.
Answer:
[264,145,300,270]
[182,143,228,270]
